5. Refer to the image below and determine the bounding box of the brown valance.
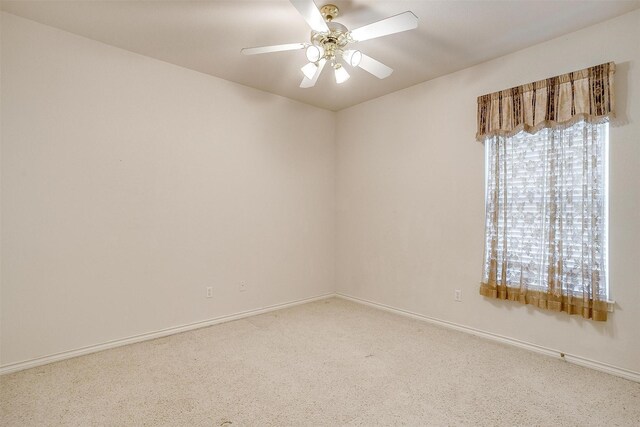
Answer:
[476,62,615,142]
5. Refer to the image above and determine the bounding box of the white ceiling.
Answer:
[2,0,639,111]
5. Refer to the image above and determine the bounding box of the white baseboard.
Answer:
[5,292,638,383]
[336,293,640,383]
[0,293,335,376]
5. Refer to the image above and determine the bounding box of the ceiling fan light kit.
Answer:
[301,61,319,79]
[305,45,324,62]
[241,0,418,89]
[334,63,350,84]
[343,49,362,68]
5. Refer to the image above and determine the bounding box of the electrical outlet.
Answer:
[239,282,247,292]
[206,286,213,298]
[454,289,462,302]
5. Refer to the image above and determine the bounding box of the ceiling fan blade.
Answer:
[241,43,306,55]
[358,54,393,79]
[289,0,329,33]
[300,77,314,88]
[300,59,327,88]
[349,11,418,42]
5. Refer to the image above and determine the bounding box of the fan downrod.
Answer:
[320,4,339,22]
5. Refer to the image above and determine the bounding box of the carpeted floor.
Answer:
[1,297,639,426]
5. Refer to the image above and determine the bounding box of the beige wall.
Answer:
[0,13,336,366]
[336,9,640,373]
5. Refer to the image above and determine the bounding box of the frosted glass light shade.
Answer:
[334,64,350,84]
[342,50,362,67]
[301,62,318,79]
[305,45,324,62]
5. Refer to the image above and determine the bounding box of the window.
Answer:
[481,120,608,304]
[475,62,615,321]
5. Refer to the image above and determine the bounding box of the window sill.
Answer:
[606,300,615,313]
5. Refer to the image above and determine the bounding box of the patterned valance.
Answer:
[476,62,615,142]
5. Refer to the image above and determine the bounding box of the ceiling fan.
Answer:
[240,0,418,88]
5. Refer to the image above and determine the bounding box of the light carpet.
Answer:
[1,297,639,426]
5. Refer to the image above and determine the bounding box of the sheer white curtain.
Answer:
[480,121,608,320]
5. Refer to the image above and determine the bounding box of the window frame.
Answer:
[482,121,613,306]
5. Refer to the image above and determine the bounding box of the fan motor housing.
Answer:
[311,21,349,61]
